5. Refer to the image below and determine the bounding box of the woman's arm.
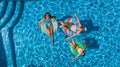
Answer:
[38,18,45,29]
[51,16,56,22]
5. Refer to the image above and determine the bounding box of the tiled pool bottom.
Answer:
[1,0,120,67]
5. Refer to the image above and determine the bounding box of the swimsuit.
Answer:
[45,19,53,28]
[68,16,81,35]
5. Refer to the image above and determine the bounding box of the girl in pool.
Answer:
[59,13,86,40]
[38,12,57,44]
[66,38,86,60]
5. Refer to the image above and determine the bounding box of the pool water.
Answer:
[0,0,120,67]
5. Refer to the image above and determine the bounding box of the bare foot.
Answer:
[83,40,86,44]
[52,40,54,44]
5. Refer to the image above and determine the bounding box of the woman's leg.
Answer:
[47,28,50,35]
[47,28,54,44]
[49,28,54,43]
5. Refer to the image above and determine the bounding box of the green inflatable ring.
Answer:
[70,41,86,56]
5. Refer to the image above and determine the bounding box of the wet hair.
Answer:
[44,12,51,18]
[51,16,56,19]
[82,53,85,56]
[78,27,85,33]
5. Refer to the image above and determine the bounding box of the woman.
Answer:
[38,12,57,44]
[59,13,87,40]
[66,38,86,60]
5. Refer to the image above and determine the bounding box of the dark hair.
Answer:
[51,16,56,18]
[44,12,51,18]
[78,27,84,33]
[82,53,85,56]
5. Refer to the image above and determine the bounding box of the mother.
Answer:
[38,12,58,44]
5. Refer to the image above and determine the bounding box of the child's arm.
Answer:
[72,53,81,60]
[74,13,82,27]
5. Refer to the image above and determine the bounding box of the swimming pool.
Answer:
[0,0,120,67]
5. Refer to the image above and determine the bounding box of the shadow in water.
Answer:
[58,16,100,49]
[85,37,99,49]
[80,19,100,34]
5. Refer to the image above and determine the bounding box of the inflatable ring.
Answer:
[62,17,78,35]
[70,41,86,56]
[40,18,58,35]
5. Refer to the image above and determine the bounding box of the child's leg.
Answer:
[66,38,77,48]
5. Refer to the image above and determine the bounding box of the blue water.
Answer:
[0,0,120,67]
